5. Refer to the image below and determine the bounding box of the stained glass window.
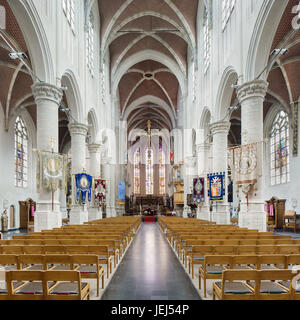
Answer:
[87,12,94,76]
[15,116,28,188]
[222,0,236,30]
[159,149,165,195]
[203,9,211,73]
[145,148,153,195]
[270,111,290,185]
[63,0,75,31]
[134,149,140,194]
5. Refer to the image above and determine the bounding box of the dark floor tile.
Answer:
[101,223,201,301]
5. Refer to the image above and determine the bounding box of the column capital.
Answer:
[209,121,231,135]
[237,79,268,104]
[88,143,101,154]
[68,122,89,136]
[32,82,63,105]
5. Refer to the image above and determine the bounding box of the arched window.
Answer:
[159,149,165,195]
[87,12,94,76]
[203,8,211,73]
[145,148,153,195]
[134,149,140,194]
[15,116,28,188]
[63,0,75,31]
[270,111,290,185]
[222,0,236,31]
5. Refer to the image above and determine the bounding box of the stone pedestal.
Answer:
[59,188,67,219]
[196,204,210,221]
[88,206,102,221]
[34,201,62,232]
[237,80,268,232]
[69,205,88,225]
[31,82,63,232]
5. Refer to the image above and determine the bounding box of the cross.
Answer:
[242,129,248,145]
[50,137,55,153]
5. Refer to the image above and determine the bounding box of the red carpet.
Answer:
[143,216,155,223]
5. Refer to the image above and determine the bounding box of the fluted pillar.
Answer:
[237,80,268,231]
[31,82,63,232]
[68,122,89,225]
[88,143,102,221]
[209,121,231,224]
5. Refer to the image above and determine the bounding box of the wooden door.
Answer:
[9,205,14,228]
[19,201,28,229]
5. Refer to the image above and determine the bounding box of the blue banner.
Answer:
[75,173,93,204]
[118,181,125,202]
[207,172,226,202]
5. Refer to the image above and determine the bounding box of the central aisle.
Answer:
[101,222,201,300]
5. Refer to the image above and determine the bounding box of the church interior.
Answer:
[0,0,300,302]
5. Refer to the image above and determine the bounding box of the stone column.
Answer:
[237,80,268,231]
[68,122,89,225]
[196,143,211,220]
[102,157,115,218]
[88,143,102,221]
[31,82,63,232]
[209,121,231,225]
[183,156,197,217]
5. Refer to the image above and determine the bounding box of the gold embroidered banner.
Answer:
[228,142,263,185]
[36,151,67,193]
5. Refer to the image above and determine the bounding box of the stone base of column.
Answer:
[238,202,266,232]
[106,206,116,218]
[34,201,62,232]
[116,206,125,216]
[211,203,230,225]
[175,205,183,217]
[69,205,88,225]
[197,205,210,221]
[88,206,102,222]
[60,207,68,219]
[183,206,191,218]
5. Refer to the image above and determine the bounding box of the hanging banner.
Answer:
[228,142,262,186]
[94,179,106,207]
[193,177,205,203]
[75,173,93,205]
[118,181,125,205]
[36,151,67,193]
[207,172,226,202]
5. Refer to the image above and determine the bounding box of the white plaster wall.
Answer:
[0,108,37,230]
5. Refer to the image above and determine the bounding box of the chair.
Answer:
[283,210,298,233]
[212,270,256,300]
[45,270,90,300]
[199,255,232,298]
[71,255,105,297]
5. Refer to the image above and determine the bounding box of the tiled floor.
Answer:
[101,223,201,300]
[1,228,28,239]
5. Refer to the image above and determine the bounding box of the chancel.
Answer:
[0,0,300,302]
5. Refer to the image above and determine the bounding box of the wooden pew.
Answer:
[212,269,295,300]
